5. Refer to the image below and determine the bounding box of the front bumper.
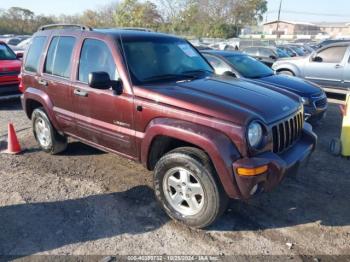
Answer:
[0,83,21,100]
[232,123,317,199]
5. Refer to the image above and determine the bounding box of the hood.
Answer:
[252,74,322,97]
[0,59,21,72]
[136,76,301,125]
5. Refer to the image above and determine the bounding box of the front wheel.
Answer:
[153,147,228,228]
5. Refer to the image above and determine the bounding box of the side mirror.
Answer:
[16,52,23,59]
[88,72,123,95]
[222,71,237,78]
[291,53,297,57]
[88,72,111,89]
[269,55,277,60]
[313,56,323,62]
[111,79,123,95]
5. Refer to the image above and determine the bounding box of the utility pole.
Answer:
[276,0,283,38]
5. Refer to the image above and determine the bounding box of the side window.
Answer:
[315,46,347,63]
[44,36,76,78]
[244,47,258,56]
[78,39,118,84]
[260,48,273,57]
[204,55,231,74]
[24,36,47,73]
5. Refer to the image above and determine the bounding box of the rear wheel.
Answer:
[278,70,295,76]
[153,147,228,228]
[32,107,67,154]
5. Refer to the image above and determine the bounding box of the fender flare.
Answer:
[22,87,61,131]
[275,63,301,77]
[141,118,242,198]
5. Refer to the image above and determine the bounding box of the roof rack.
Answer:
[38,24,93,31]
[119,27,153,32]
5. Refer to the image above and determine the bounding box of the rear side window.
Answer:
[24,36,47,73]
[44,36,76,78]
[315,46,347,63]
[78,39,117,83]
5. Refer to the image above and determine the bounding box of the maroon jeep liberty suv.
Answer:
[21,24,317,228]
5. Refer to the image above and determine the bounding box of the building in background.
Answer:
[317,22,350,37]
[263,20,350,38]
[263,20,321,36]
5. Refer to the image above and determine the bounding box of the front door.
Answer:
[304,45,348,89]
[71,38,136,157]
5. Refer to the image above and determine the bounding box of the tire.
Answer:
[278,70,295,76]
[153,147,228,228]
[329,138,342,156]
[32,107,67,154]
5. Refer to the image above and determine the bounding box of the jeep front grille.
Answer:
[272,111,304,153]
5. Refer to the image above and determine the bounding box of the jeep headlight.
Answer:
[301,97,310,105]
[247,122,263,148]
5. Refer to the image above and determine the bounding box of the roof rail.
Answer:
[38,24,93,31]
[119,27,153,32]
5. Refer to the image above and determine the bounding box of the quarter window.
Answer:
[315,46,347,63]
[24,36,47,73]
[44,36,76,78]
[78,39,118,83]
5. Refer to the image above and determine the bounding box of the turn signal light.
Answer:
[237,165,268,176]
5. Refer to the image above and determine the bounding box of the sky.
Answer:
[1,0,350,23]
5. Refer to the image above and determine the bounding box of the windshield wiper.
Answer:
[181,69,213,76]
[143,74,196,83]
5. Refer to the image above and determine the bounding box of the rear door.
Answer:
[304,45,348,89]
[70,37,136,157]
[40,34,78,134]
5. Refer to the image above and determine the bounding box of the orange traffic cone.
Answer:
[6,123,22,154]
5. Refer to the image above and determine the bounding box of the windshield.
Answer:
[0,44,16,60]
[224,55,273,78]
[121,37,213,84]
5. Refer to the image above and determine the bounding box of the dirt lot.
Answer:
[0,100,349,259]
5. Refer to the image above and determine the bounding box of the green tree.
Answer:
[114,0,162,29]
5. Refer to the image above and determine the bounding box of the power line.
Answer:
[267,10,350,17]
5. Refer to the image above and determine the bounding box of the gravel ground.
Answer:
[0,100,349,260]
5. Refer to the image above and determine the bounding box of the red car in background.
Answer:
[0,41,22,100]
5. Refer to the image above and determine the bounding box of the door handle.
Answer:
[335,64,343,69]
[74,89,88,97]
[38,79,48,86]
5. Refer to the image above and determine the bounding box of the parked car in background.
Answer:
[0,41,22,100]
[277,45,298,57]
[282,44,307,56]
[315,39,350,49]
[20,24,317,228]
[242,46,289,67]
[9,37,32,58]
[273,42,350,91]
[202,50,328,123]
